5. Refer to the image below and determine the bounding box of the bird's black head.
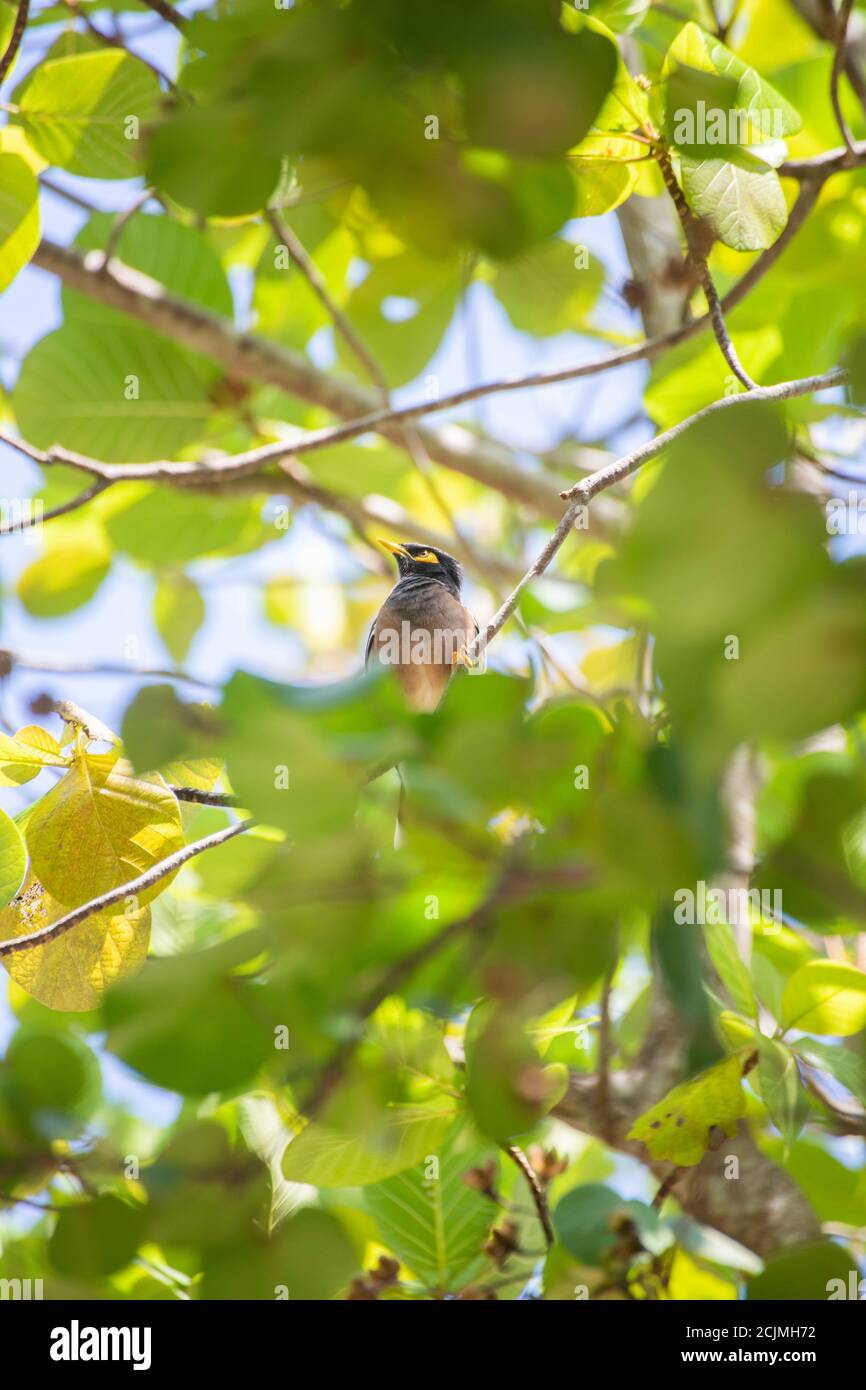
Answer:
[378,539,463,596]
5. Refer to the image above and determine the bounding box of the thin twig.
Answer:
[137,0,184,30]
[559,369,847,502]
[265,207,389,396]
[0,819,252,958]
[61,0,181,93]
[656,146,756,389]
[502,1145,555,1250]
[652,1169,685,1212]
[101,188,157,267]
[0,478,112,534]
[0,0,28,87]
[169,785,238,807]
[830,0,858,158]
[0,647,216,687]
[597,926,619,1144]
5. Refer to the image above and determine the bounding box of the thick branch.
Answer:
[28,156,855,515]
[0,819,252,957]
[29,241,569,518]
[553,991,819,1258]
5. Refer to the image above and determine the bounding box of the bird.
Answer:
[366,539,479,712]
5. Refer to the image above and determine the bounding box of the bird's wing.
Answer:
[364,619,377,669]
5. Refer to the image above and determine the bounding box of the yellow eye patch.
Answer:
[414,550,439,563]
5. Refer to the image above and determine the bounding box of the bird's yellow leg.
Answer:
[451,641,479,670]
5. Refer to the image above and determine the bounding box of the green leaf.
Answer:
[465,1002,569,1142]
[70,212,235,323]
[489,236,603,336]
[17,532,112,618]
[202,1207,357,1301]
[49,1194,148,1277]
[747,1239,860,1301]
[0,871,151,1011]
[154,574,205,664]
[703,921,757,1018]
[366,1130,495,1290]
[794,1037,866,1106]
[282,1101,456,1188]
[0,724,69,786]
[553,1183,632,1264]
[338,252,460,388]
[781,960,866,1037]
[679,149,788,251]
[568,134,641,216]
[755,1037,807,1147]
[14,322,218,462]
[670,1216,763,1274]
[147,103,282,218]
[12,51,161,179]
[592,0,650,35]
[25,751,185,908]
[0,152,39,293]
[0,806,27,908]
[663,23,802,142]
[103,934,273,1095]
[107,484,271,564]
[628,1054,746,1166]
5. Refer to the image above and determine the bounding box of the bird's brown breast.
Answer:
[371,586,477,712]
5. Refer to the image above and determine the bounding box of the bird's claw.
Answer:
[451,642,478,670]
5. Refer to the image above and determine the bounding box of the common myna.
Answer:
[366,540,479,711]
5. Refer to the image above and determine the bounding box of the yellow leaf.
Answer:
[0,724,70,787]
[627,1055,746,1166]
[160,757,224,792]
[25,751,184,908]
[0,873,150,1011]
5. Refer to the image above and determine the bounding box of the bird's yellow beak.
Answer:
[377,537,411,559]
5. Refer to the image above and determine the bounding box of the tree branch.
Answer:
[169,785,238,807]
[793,0,866,119]
[0,819,252,958]
[656,145,757,389]
[0,478,112,534]
[29,240,570,518]
[502,1144,554,1250]
[0,647,215,687]
[559,368,847,502]
[28,150,854,517]
[137,0,184,31]
[0,0,28,87]
[830,0,859,158]
[265,207,389,397]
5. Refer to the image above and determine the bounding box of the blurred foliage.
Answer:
[0,0,865,1304]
